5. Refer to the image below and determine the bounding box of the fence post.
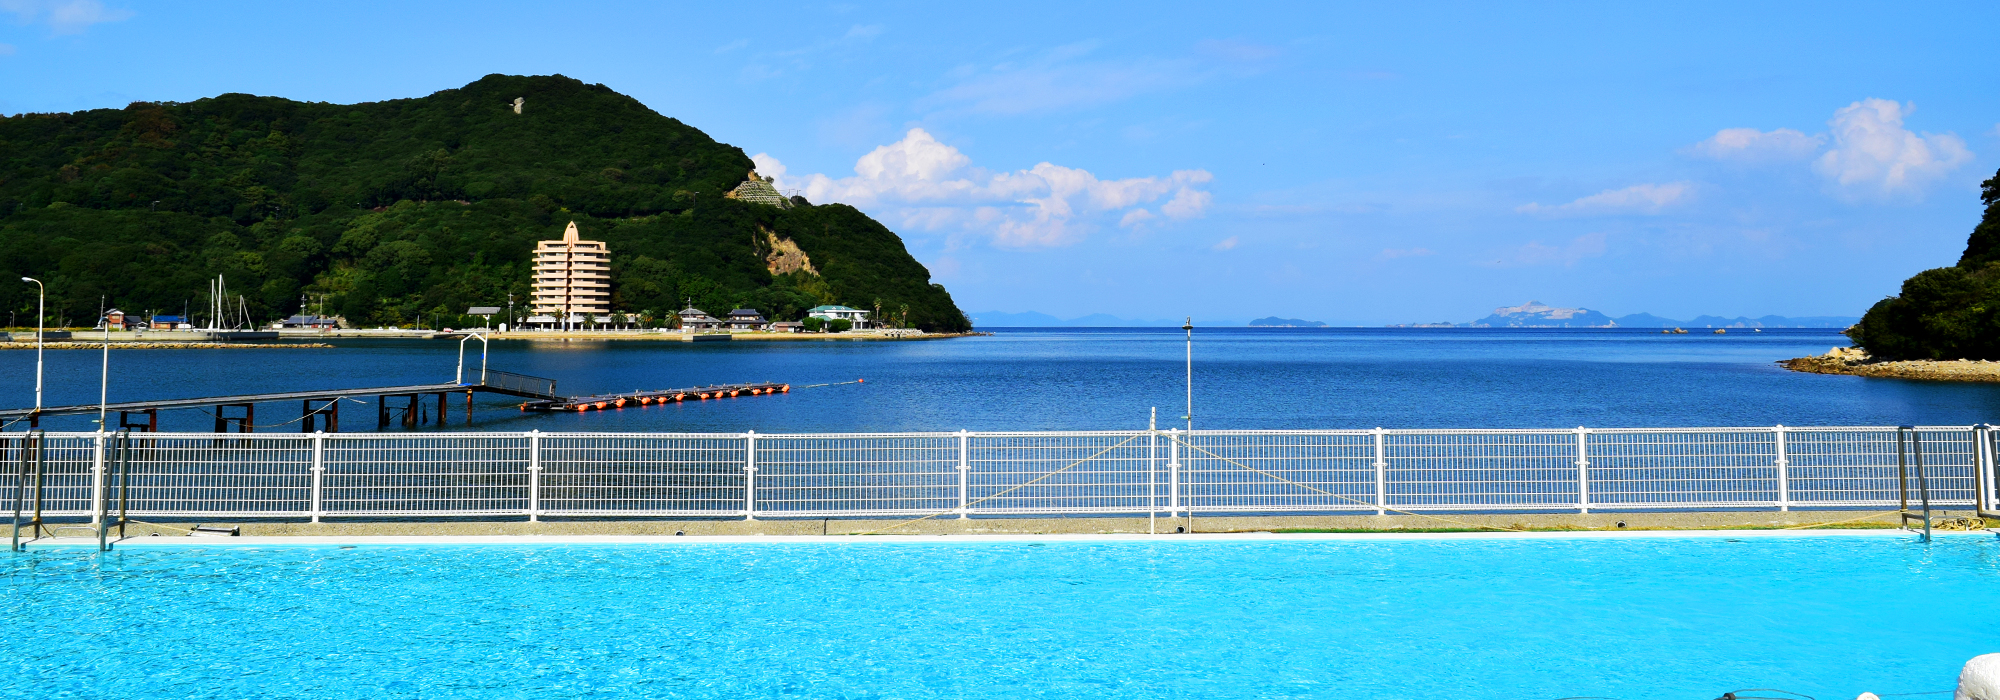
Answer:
[1575,427,1591,514]
[1978,424,1995,514]
[1168,429,1182,517]
[1373,428,1387,516]
[956,430,970,519]
[1148,429,1158,533]
[1773,425,1790,511]
[743,431,757,521]
[90,431,105,526]
[527,430,541,523]
[309,431,326,523]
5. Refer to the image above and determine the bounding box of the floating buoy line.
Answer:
[520,379,863,413]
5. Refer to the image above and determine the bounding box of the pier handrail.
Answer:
[474,369,558,399]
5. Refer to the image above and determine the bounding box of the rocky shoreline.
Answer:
[1779,347,2000,382]
[0,341,332,350]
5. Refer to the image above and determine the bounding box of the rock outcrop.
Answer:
[1779,347,2000,383]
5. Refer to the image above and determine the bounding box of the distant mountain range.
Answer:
[1393,301,1859,329]
[1248,317,1327,327]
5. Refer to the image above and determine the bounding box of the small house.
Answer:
[151,314,190,330]
[727,308,766,330]
[767,321,803,333]
[677,307,724,330]
[101,308,128,331]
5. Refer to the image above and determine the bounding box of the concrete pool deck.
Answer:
[10,528,1995,548]
[7,510,1990,546]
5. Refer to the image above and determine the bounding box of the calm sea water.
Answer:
[5,328,1999,433]
[4,536,1997,699]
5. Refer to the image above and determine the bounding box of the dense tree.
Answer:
[1847,167,2000,359]
[0,74,970,331]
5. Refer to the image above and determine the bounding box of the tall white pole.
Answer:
[1183,316,1193,432]
[22,277,43,415]
[99,317,109,430]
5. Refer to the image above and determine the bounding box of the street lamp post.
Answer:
[1183,317,1194,432]
[22,277,44,422]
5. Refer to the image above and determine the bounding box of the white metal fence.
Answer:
[4,425,1995,521]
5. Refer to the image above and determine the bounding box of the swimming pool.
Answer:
[3,534,1995,699]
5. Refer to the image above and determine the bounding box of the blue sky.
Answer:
[4,1,1998,324]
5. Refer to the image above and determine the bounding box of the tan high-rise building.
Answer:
[531,221,610,323]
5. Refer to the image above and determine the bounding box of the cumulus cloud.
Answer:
[1688,127,1824,161]
[756,129,1214,247]
[1212,236,1239,251]
[1,0,132,34]
[1516,182,1693,216]
[1812,98,1972,199]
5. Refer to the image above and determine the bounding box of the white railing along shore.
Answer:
[4,426,1995,521]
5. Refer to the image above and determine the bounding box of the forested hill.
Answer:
[0,74,970,331]
[1848,166,2000,359]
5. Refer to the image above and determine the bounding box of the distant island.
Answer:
[1391,301,1858,329]
[1248,317,1327,327]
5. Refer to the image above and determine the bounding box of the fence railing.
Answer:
[4,426,1996,521]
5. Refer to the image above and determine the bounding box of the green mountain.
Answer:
[0,74,970,331]
[1847,166,2000,359]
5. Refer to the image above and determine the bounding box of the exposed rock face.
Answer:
[1780,347,2000,383]
[763,228,816,276]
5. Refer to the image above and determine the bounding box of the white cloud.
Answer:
[1,0,132,35]
[1516,182,1693,216]
[713,39,748,54]
[1688,127,1823,161]
[1212,236,1239,251]
[1812,98,1972,199]
[0,43,14,56]
[843,24,883,40]
[757,128,1214,247]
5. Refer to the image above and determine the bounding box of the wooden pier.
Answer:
[0,370,797,432]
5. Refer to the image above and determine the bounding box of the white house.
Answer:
[807,305,870,328]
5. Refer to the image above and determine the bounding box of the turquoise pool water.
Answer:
[4,536,1997,699]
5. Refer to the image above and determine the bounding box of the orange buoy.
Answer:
[858,378,864,383]
[615,398,627,407]
[749,388,761,395]
[575,405,587,412]
[674,393,686,401]
[730,390,741,397]
[781,385,790,392]
[594,401,607,409]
